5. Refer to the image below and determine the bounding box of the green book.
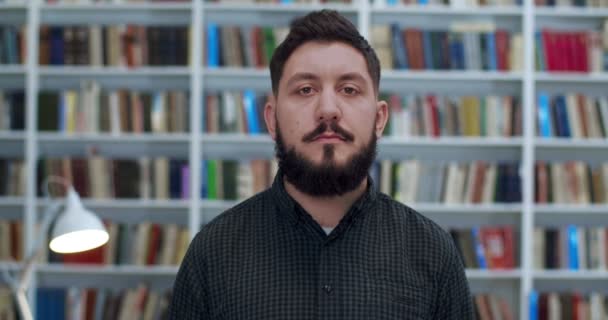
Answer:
[207,160,217,200]
[262,27,276,66]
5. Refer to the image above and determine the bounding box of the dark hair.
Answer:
[269,10,381,96]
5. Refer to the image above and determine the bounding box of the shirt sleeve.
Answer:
[432,238,476,319]
[168,238,210,319]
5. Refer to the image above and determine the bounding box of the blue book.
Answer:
[169,160,182,199]
[567,225,579,270]
[390,24,408,70]
[554,95,571,137]
[422,31,433,70]
[529,290,539,320]
[418,0,429,4]
[3,27,18,64]
[471,227,487,269]
[535,31,545,71]
[200,160,208,199]
[537,93,552,137]
[280,0,293,3]
[449,34,465,70]
[243,90,260,134]
[50,27,64,65]
[486,32,497,71]
[386,0,399,4]
[206,23,220,67]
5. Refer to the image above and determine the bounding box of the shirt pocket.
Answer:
[367,280,431,320]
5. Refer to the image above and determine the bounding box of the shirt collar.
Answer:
[270,169,378,235]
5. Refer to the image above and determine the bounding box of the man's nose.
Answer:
[314,90,342,123]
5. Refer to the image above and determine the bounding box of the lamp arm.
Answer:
[0,199,63,320]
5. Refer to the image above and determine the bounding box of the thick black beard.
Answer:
[275,122,377,197]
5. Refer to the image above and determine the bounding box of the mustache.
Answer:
[302,121,355,143]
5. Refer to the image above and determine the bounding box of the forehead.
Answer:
[280,41,372,86]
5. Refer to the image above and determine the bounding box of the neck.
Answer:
[284,177,368,228]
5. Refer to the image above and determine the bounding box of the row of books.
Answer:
[373,160,522,204]
[202,159,277,200]
[384,94,522,137]
[0,220,22,262]
[0,91,24,131]
[537,93,608,139]
[378,0,521,6]
[47,221,190,267]
[473,293,514,320]
[533,226,608,270]
[0,159,25,197]
[535,161,608,204]
[535,0,608,8]
[206,0,351,2]
[530,291,608,320]
[40,25,190,67]
[37,157,190,199]
[535,26,608,73]
[39,84,190,134]
[450,225,516,270]
[36,285,171,320]
[0,26,23,65]
[204,91,268,134]
[205,24,287,68]
[371,23,522,71]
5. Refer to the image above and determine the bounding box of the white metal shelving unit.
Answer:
[1,0,607,319]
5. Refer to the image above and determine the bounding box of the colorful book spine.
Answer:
[206,23,220,68]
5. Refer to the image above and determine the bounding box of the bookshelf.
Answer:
[0,0,607,319]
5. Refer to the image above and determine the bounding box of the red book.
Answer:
[251,27,264,68]
[572,292,581,320]
[495,30,510,71]
[146,224,162,265]
[501,226,515,269]
[426,95,440,137]
[536,162,548,203]
[480,227,505,269]
[84,289,97,320]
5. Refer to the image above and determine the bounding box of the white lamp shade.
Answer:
[49,188,109,254]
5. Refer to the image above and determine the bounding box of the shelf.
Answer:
[535,204,608,227]
[203,2,357,26]
[38,66,191,90]
[37,264,178,290]
[535,72,608,83]
[0,197,24,220]
[201,134,523,161]
[0,65,25,90]
[37,133,190,158]
[37,198,190,225]
[381,70,523,94]
[203,68,269,91]
[0,3,26,24]
[466,269,522,280]
[40,2,192,25]
[533,270,608,280]
[535,138,608,162]
[535,7,608,18]
[371,5,523,30]
[534,270,608,292]
[0,131,25,157]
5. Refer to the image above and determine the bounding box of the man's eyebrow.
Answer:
[285,73,319,88]
[337,72,367,84]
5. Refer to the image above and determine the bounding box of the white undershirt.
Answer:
[322,226,334,235]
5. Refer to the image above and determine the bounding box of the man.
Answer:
[169,10,473,319]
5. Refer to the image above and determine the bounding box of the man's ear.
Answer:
[264,95,277,140]
[375,100,389,138]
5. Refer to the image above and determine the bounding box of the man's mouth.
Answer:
[313,133,346,142]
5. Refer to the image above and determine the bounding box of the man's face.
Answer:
[265,41,388,196]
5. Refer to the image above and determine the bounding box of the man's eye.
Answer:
[299,87,313,95]
[343,87,358,95]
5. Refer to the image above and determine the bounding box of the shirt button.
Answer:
[323,285,333,294]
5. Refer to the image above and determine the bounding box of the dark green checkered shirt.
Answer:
[169,171,474,319]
